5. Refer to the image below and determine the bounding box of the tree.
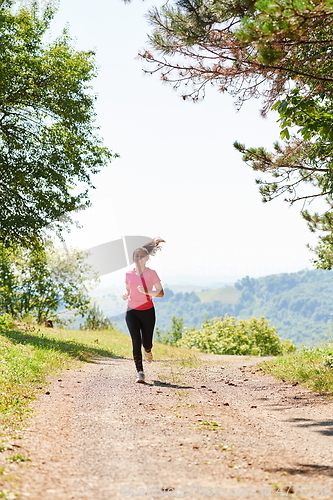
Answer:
[138,0,333,104]
[154,316,184,345]
[0,241,97,324]
[126,0,333,267]
[0,3,116,247]
[166,316,184,345]
[80,304,114,330]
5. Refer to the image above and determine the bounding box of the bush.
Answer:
[0,313,14,330]
[178,314,294,356]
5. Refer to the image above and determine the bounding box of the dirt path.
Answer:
[8,355,333,499]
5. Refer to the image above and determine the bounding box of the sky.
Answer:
[43,0,320,287]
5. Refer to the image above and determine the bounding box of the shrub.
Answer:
[178,314,294,356]
[0,314,14,330]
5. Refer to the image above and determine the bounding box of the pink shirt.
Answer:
[125,268,161,310]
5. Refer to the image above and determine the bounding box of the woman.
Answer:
[122,238,165,383]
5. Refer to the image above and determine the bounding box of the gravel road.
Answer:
[9,354,333,500]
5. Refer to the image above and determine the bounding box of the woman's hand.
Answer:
[137,286,146,294]
[122,293,129,300]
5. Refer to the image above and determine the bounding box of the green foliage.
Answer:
[142,0,333,101]
[80,304,114,331]
[235,88,333,268]
[132,0,333,268]
[261,343,333,392]
[160,316,184,345]
[324,354,333,369]
[178,314,292,355]
[0,4,116,247]
[0,314,13,330]
[234,1,333,267]
[0,241,97,324]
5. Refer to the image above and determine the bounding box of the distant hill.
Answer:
[197,286,241,304]
[231,269,333,344]
[151,269,333,346]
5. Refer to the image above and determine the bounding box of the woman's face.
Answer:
[133,249,149,265]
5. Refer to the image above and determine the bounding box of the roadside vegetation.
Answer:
[158,314,296,356]
[260,344,333,394]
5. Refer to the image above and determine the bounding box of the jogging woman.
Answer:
[122,238,165,383]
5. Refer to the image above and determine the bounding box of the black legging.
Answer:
[125,307,156,372]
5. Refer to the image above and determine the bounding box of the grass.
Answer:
[175,404,195,408]
[259,343,333,393]
[0,327,118,430]
[217,444,229,450]
[198,421,224,431]
[6,455,30,464]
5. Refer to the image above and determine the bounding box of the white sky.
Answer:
[48,0,319,286]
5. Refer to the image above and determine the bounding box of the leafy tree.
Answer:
[154,316,185,345]
[80,303,114,330]
[126,0,333,267]
[155,325,163,342]
[0,3,116,247]
[0,241,97,324]
[165,316,184,345]
[234,89,333,268]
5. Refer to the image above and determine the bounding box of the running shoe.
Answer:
[145,350,153,363]
[136,371,145,383]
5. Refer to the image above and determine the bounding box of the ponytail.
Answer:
[132,237,165,260]
[142,237,165,256]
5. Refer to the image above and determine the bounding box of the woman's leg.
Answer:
[139,307,156,353]
[125,309,143,372]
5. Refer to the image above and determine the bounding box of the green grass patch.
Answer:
[0,490,18,499]
[198,420,224,430]
[0,327,118,429]
[259,343,333,393]
[6,455,30,464]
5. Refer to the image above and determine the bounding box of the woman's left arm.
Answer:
[137,281,164,297]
